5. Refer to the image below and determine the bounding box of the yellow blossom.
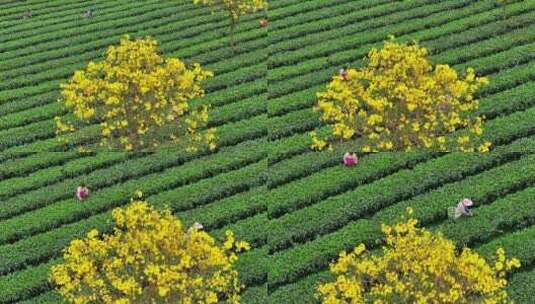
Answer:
[310,39,489,152]
[317,212,520,303]
[56,35,216,152]
[193,0,267,47]
[50,201,248,304]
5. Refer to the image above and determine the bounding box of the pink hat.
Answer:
[461,198,473,207]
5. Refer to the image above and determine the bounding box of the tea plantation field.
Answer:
[0,0,534,303]
[266,0,535,302]
[0,0,269,302]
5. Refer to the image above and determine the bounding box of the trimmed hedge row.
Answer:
[0,114,266,181]
[0,174,269,302]
[267,108,320,141]
[0,107,265,201]
[0,23,267,154]
[269,0,447,48]
[0,81,265,131]
[0,91,57,117]
[0,140,267,245]
[0,152,80,180]
[0,17,263,110]
[269,51,535,141]
[0,0,162,42]
[213,212,268,248]
[476,225,535,269]
[269,270,330,304]
[507,266,535,303]
[0,0,212,58]
[267,152,432,213]
[1,0,309,74]
[1,0,339,61]
[431,24,535,65]
[434,188,535,249]
[266,57,535,168]
[268,76,535,171]
[0,100,267,155]
[0,259,56,303]
[267,13,535,118]
[0,160,267,285]
[477,227,535,303]
[266,67,535,185]
[0,37,265,113]
[0,35,265,93]
[240,285,268,304]
[267,125,329,165]
[267,140,373,188]
[0,160,267,275]
[269,0,389,32]
[0,152,130,199]
[0,64,266,123]
[268,151,535,291]
[276,72,535,187]
[17,290,63,304]
[270,15,535,85]
[0,0,109,23]
[268,147,530,255]
[268,0,532,69]
[268,0,484,65]
[0,89,267,155]
[0,103,65,131]
[0,24,268,94]
[268,212,535,304]
[0,217,269,303]
[0,131,264,218]
[457,43,535,80]
[269,10,535,99]
[178,186,267,231]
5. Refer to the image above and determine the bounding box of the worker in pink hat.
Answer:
[448,198,474,220]
[456,198,474,216]
[76,183,90,201]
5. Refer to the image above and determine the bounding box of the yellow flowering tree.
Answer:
[193,0,267,48]
[55,35,216,152]
[50,200,250,304]
[317,210,520,304]
[311,38,492,152]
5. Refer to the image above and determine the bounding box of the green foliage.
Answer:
[55,36,215,152]
[193,0,267,47]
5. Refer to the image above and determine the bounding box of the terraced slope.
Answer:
[0,0,271,302]
[266,0,535,302]
[1,0,534,303]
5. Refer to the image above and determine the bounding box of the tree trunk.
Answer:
[229,17,236,50]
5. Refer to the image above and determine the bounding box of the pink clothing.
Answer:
[343,152,358,167]
[76,186,90,201]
